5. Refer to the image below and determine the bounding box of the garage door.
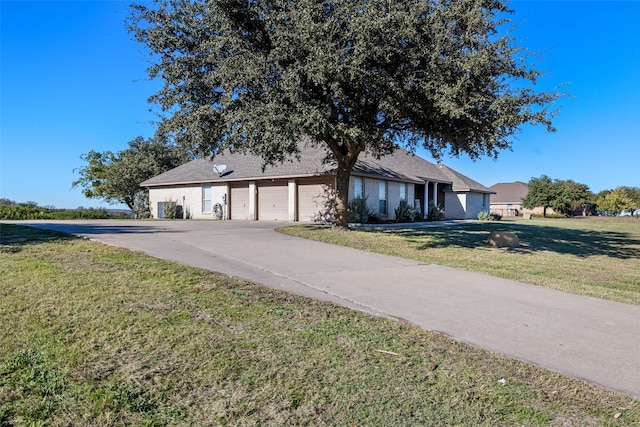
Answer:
[257,181,288,221]
[298,177,335,222]
[230,185,250,220]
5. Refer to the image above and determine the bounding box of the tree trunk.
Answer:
[327,139,360,231]
[333,160,353,230]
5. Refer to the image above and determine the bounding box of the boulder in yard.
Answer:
[487,231,520,248]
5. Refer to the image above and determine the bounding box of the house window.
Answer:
[202,183,212,213]
[379,180,388,214]
[353,177,364,199]
[399,182,407,201]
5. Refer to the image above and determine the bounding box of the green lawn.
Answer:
[1,223,638,425]
[280,217,640,305]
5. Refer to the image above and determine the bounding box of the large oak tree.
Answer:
[128,0,561,228]
[522,175,595,217]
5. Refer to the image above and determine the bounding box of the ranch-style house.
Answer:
[141,141,493,222]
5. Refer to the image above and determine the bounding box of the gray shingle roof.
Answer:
[141,142,492,193]
[141,142,332,186]
[489,182,529,203]
[436,164,494,194]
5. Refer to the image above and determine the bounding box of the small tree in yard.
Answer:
[596,187,635,216]
[620,186,640,217]
[523,175,566,217]
[128,0,562,229]
[73,137,189,217]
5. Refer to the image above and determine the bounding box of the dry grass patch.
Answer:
[1,223,638,425]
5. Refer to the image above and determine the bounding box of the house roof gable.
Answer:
[489,181,529,203]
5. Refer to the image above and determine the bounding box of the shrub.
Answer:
[394,199,417,222]
[0,204,110,220]
[477,211,502,221]
[132,190,151,219]
[427,200,445,221]
[347,197,371,223]
[367,214,381,223]
[163,200,178,220]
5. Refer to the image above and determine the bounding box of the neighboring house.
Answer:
[489,181,549,216]
[489,182,528,217]
[141,141,493,222]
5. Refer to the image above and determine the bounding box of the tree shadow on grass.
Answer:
[1,222,180,251]
[0,223,76,253]
[384,222,640,260]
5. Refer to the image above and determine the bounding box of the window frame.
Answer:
[353,176,364,199]
[202,183,212,213]
[399,182,407,201]
[379,180,388,215]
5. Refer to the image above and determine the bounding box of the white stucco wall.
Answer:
[444,192,465,220]
[444,192,490,220]
[465,192,489,219]
[149,186,198,219]
[148,183,227,219]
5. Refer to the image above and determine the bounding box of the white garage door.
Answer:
[230,185,250,220]
[298,177,335,222]
[257,181,288,221]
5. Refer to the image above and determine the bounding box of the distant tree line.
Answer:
[522,175,640,217]
[0,199,125,220]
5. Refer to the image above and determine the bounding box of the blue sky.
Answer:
[1,0,639,209]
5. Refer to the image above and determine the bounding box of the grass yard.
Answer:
[280,217,640,305]
[1,223,639,426]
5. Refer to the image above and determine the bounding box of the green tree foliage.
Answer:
[128,0,562,229]
[596,187,635,216]
[620,186,640,216]
[523,176,563,217]
[522,175,561,217]
[73,137,189,217]
[523,176,594,217]
[563,180,594,216]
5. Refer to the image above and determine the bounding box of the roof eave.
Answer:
[141,171,336,187]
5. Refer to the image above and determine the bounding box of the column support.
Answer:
[249,181,256,220]
[433,182,439,208]
[288,179,297,221]
[424,181,430,219]
[224,184,230,220]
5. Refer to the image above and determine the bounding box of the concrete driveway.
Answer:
[14,219,640,399]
